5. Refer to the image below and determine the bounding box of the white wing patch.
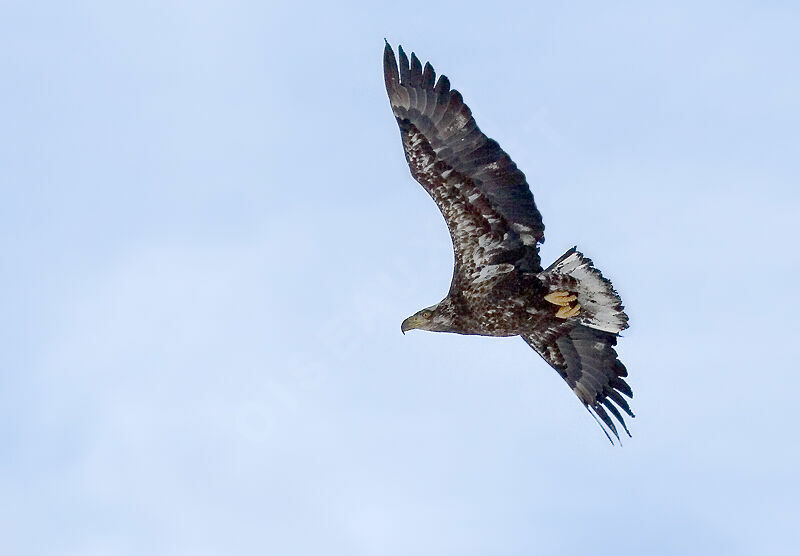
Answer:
[511,223,539,247]
[472,263,514,284]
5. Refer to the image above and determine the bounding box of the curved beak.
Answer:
[401,315,420,335]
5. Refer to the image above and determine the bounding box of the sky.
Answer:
[2,1,799,555]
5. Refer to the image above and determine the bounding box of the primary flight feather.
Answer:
[384,42,634,443]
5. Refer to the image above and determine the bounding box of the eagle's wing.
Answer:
[384,43,545,284]
[522,323,634,443]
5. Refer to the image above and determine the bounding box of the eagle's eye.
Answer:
[422,311,432,319]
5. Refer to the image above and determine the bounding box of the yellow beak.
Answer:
[401,315,423,334]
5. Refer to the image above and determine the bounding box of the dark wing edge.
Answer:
[383,42,545,272]
[523,323,634,444]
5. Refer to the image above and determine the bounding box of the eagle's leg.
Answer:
[544,291,577,306]
[555,303,581,319]
[545,291,581,319]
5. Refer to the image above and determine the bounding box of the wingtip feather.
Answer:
[383,41,399,95]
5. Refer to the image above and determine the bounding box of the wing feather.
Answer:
[421,62,435,89]
[522,323,634,443]
[384,42,545,280]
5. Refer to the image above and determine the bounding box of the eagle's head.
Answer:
[401,299,458,334]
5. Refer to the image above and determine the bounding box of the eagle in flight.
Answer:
[384,42,634,443]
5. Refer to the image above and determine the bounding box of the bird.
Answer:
[383,42,634,443]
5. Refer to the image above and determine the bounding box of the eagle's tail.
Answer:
[540,248,629,334]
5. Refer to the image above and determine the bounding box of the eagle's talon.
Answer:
[555,303,581,319]
[545,291,577,307]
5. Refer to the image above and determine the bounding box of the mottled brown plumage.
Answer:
[385,42,633,442]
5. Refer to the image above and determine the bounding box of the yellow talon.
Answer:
[555,303,581,319]
[544,291,577,307]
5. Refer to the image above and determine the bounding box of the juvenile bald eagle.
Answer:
[384,42,634,443]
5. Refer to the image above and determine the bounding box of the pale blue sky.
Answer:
[2,1,799,555]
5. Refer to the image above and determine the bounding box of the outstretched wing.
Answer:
[383,42,545,285]
[522,323,634,443]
